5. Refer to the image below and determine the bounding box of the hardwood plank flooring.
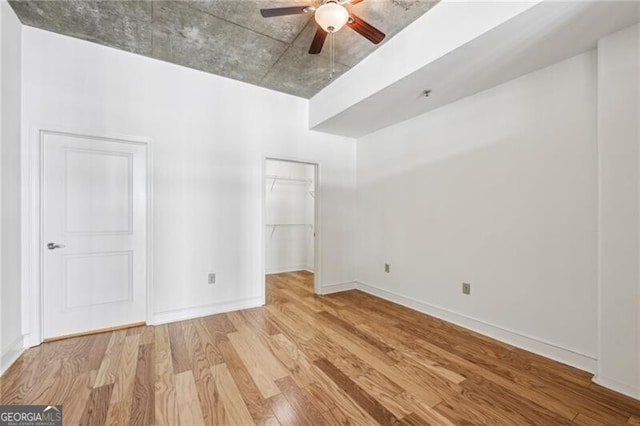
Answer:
[80,384,114,426]
[2,270,640,425]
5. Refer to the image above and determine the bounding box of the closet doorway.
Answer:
[264,158,319,293]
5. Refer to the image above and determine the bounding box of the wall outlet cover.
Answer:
[462,282,471,295]
[208,273,216,284]
[384,263,390,273]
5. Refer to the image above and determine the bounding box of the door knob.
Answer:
[47,242,66,250]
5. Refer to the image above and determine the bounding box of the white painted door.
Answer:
[43,132,147,339]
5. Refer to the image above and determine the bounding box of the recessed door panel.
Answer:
[65,150,132,234]
[64,252,133,309]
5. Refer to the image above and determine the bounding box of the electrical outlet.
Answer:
[384,263,390,273]
[462,282,471,295]
[208,273,216,285]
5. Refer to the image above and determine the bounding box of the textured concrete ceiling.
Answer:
[9,0,438,98]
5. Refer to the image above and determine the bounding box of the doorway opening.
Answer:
[264,158,319,295]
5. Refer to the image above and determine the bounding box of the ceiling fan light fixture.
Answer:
[315,1,349,33]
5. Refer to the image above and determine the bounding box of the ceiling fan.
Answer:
[260,0,386,54]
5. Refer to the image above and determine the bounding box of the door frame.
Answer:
[23,128,153,347]
[262,156,322,295]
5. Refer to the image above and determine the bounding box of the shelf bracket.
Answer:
[270,176,278,192]
[270,224,277,238]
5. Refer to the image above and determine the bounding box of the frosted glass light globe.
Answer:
[314,1,349,33]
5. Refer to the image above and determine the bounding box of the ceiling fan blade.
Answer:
[260,6,312,18]
[309,27,328,54]
[347,14,385,44]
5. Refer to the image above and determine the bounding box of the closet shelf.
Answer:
[266,223,313,238]
[266,174,313,191]
[266,223,312,226]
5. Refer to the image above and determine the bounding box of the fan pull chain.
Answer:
[329,32,335,80]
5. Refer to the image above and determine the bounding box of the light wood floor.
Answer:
[2,271,640,425]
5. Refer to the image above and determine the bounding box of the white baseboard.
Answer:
[593,375,640,400]
[266,265,309,274]
[152,297,263,325]
[355,281,597,373]
[303,265,314,273]
[319,281,357,295]
[1,335,25,376]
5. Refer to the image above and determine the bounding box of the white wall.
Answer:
[356,51,598,371]
[265,160,315,274]
[0,0,24,374]
[596,24,640,399]
[21,27,356,334]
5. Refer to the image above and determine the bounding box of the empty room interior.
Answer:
[2,0,640,424]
